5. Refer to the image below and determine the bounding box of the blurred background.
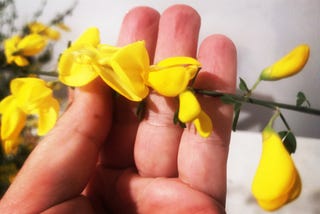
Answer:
[13,0,320,213]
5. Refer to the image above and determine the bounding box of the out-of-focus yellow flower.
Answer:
[260,44,310,81]
[252,126,301,211]
[178,90,213,137]
[147,57,200,97]
[4,34,47,66]
[58,27,150,101]
[28,22,60,40]
[0,78,60,155]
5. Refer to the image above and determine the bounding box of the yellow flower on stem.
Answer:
[147,57,200,97]
[4,34,47,66]
[0,78,60,155]
[58,27,150,101]
[260,44,310,81]
[28,22,61,40]
[252,115,301,211]
[178,90,213,137]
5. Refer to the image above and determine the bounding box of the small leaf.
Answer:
[296,91,311,107]
[173,110,186,128]
[232,103,242,131]
[239,77,250,93]
[136,99,146,121]
[279,131,297,154]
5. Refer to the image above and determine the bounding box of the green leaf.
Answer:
[136,99,146,121]
[232,103,242,131]
[279,131,297,154]
[239,77,250,93]
[296,91,311,107]
[173,110,186,128]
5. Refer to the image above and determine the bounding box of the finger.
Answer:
[0,78,112,213]
[98,7,160,168]
[134,4,201,177]
[42,196,94,214]
[178,35,237,206]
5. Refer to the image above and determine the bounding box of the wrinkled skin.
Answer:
[0,5,237,214]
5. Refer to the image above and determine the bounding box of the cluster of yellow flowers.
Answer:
[58,27,213,137]
[251,44,309,211]
[4,22,68,67]
[0,23,312,211]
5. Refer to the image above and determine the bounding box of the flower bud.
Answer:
[251,126,301,211]
[260,44,309,81]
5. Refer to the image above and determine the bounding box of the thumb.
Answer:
[0,78,113,213]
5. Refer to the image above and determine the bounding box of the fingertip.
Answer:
[118,6,160,62]
[154,4,201,61]
[197,34,237,93]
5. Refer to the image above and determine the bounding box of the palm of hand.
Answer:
[0,5,236,214]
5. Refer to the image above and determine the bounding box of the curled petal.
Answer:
[58,47,100,86]
[98,41,150,101]
[193,111,213,138]
[260,44,310,81]
[147,57,200,97]
[178,90,201,122]
[148,67,193,97]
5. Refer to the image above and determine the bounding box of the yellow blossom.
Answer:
[147,57,200,97]
[58,27,150,101]
[28,22,60,40]
[0,78,60,155]
[252,126,301,211]
[4,34,47,66]
[260,44,310,81]
[178,90,213,137]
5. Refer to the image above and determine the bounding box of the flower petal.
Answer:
[193,110,213,138]
[17,34,47,56]
[34,98,60,136]
[251,127,301,211]
[98,41,150,101]
[178,90,201,122]
[0,97,26,141]
[148,67,193,97]
[260,44,310,81]
[72,27,100,47]
[58,47,100,86]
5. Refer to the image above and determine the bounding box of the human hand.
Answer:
[0,4,236,214]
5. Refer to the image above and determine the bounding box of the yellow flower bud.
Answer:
[252,126,301,211]
[178,90,213,137]
[260,44,310,81]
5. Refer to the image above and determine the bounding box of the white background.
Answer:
[13,0,320,213]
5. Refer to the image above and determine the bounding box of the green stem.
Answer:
[30,71,58,77]
[194,89,320,116]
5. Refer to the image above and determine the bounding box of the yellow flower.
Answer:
[0,78,60,155]
[4,34,47,66]
[178,90,213,137]
[28,22,61,40]
[260,44,310,81]
[58,27,150,101]
[147,57,200,97]
[58,27,101,86]
[252,126,301,211]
